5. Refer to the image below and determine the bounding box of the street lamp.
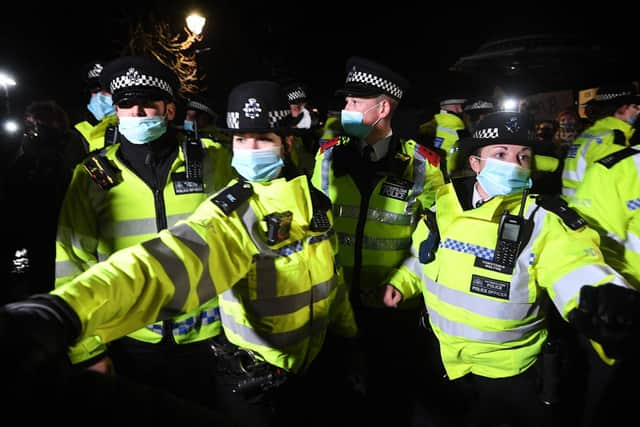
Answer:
[0,71,17,115]
[186,13,206,41]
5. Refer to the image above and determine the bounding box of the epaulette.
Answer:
[613,129,626,146]
[597,147,640,169]
[83,154,120,191]
[319,137,341,153]
[211,181,253,215]
[416,144,441,167]
[535,195,587,230]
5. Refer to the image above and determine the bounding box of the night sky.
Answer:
[1,1,636,123]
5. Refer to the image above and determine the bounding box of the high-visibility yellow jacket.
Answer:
[52,175,357,373]
[55,137,235,364]
[74,114,118,153]
[388,180,629,379]
[430,112,466,175]
[312,135,445,308]
[562,116,635,197]
[571,146,640,290]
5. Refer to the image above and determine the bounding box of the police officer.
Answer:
[182,94,231,147]
[3,80,357,427]
[569,140,640,426]
[73,61,119,153]
[283,82,320,177]
[562,82,640,197]
[383,111,639,427]
[54,55,236,408]
[312,56,445,426]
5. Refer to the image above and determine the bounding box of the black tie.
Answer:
[362,145,374,162]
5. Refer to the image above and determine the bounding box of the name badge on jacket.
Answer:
[172,172,204,194]
[379,176,412,201]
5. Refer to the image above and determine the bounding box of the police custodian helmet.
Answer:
[100,56,179,104]
[225,81,291,133]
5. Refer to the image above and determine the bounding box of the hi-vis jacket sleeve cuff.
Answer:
[68,335,106,365]
[386,265,423,300]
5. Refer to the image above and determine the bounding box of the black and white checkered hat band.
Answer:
[346,70,403,99]
[465,101,493,111]
[226,109,290,129]
[473,128,499,139]
[88,64,103,79]
[287,89,306,103]
[110,68,173,97]
[595,91,632,101]
[187,100,216,117]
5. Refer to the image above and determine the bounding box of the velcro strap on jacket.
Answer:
[597,147,640,169]
[83,154,120,190]
[535,195,587,230]
[211,181,254,215]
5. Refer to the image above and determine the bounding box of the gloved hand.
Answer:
[0,294,81,385]
[568,283,640,359]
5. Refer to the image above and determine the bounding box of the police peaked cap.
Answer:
[458,111,536,157]
[225,81,291,133]
[283,82,308,105]
[84,61,105,91]
[589,82,640,107]
[100,56,179,104]
[463,97,495,112]
[186,95,218,118]
[335,56,408,102]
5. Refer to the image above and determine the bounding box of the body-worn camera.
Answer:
[264,211,293,245]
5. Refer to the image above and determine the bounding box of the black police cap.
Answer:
[335,56,408,102]
[458,111,536,157]
[224,81,291,133]
[84,61,105,92]
[186,94,218,118]
[283,82,308,105]
[100,56,179,104]
[589,82,640,108]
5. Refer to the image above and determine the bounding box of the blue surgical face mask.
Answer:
[475,157,532,198]
[118,115,167,145]
[341,102,382,139]
[231,146,284,182]
[183,120,195,132]
[87,93,115,121]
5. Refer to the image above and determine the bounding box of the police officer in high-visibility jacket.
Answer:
[383,111,639,427]
[3,80,357,427]
[312,56,445,426]
[562,82,640,197]
[569,141,640,427]
[55,56,236,408]
[73,61,119,153]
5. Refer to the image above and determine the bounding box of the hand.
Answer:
[0,295,81,383]
[382,284,403,308]
[87,356,115,376]
[569,283,640,359]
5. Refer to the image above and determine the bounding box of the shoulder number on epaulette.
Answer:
[417,145,441,167]
[597,147,640,169]
[211,181,253,215]
[535,195,587,230]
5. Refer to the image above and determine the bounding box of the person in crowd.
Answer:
[73,61,119,153]
[182,94,231,147]
[283,82,321,176]
[54,56,235,410]
[312,56,445,426]
[1,79,357,427]
[383,111,639,427]
[562,82,639,197]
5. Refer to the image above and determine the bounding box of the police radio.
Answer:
[493,190,529,270]
[182,136,203,183]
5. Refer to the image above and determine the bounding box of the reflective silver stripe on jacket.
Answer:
[338,232,411,250]
[101,213,190,238]
[551,264,627,311]
[429,304,545,343]
[333,204,414,225]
